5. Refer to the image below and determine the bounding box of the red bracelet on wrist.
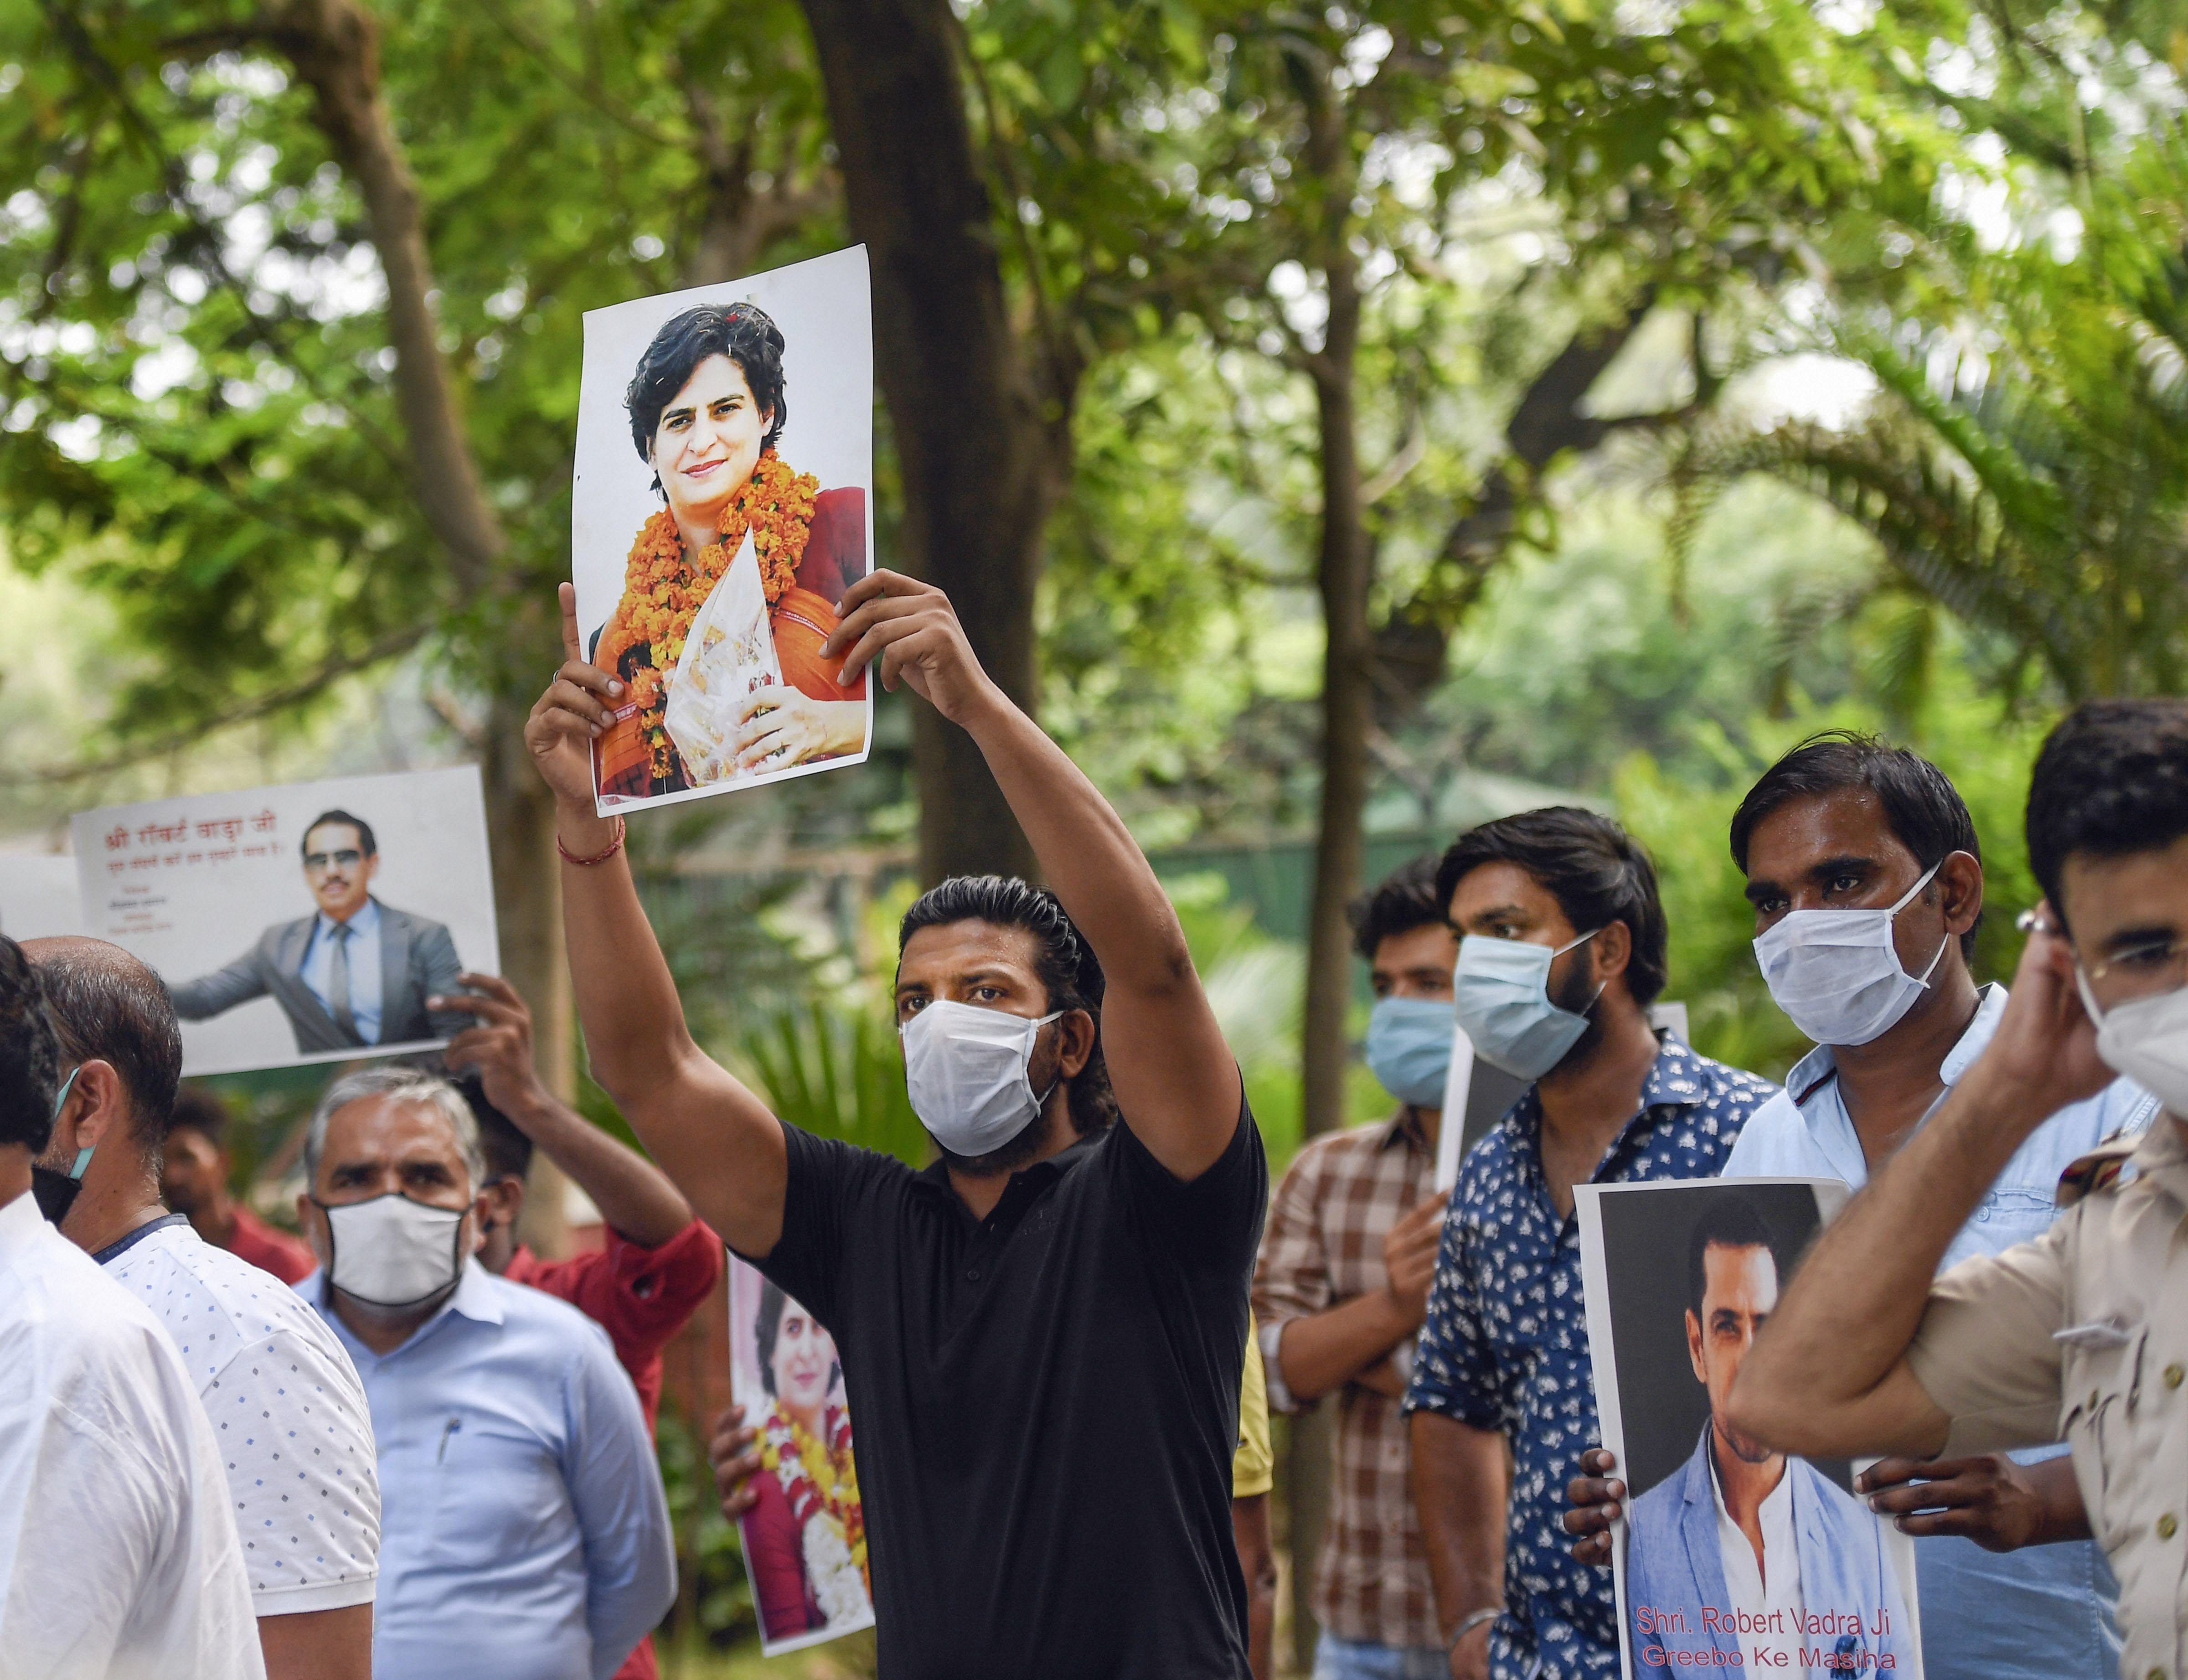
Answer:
[557,815,626,867]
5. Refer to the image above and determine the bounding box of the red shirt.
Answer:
[221,1204,316,1285]
[503,1219,723,1428]
[504,1220,723,1680]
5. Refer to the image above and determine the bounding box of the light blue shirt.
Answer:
[299,897,384,1044]
[1722,982,2154,1680]
[304,1260,675,1680]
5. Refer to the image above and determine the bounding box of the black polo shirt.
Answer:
[741,1097,1267,1680]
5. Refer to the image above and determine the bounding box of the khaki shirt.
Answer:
[1907,1116,2188,1680]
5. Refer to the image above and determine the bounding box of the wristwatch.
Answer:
[1448,1607,1498,1653]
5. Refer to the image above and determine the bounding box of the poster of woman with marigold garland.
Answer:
[570,247,874,813]
[727,1254,876,1655]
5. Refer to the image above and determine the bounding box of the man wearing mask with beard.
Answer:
[294,1065,675,1680]
[1402,809,1776,1680]
[526,572,1264,1679]
[1253,856,1454,1680]
[1725,699,2188,1680]
[1563,734,2146,1680]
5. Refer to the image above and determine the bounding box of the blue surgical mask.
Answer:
[1365,996,1457,1107]
[1453,930,1604,1080]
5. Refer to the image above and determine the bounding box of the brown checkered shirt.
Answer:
[1252,1111,1440,1651]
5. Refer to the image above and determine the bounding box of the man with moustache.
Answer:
[171,810,466,1053]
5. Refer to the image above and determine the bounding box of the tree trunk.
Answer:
[265,0,574,1145]
[795,0,1061,884]
[1289,62,1373,1664]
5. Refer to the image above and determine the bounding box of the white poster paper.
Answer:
[73,766,501,1076]
[571,246,876,815]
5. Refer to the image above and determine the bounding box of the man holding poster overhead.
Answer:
[528,570,1264,1679]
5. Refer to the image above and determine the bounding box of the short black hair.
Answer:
[33,940,182,1145]
[2027,700,2188,933]
[452,1073,534,1183]
[1729,730,1982,959]
[301,810,377,861]
[625,302,789,491]
[1351,855,1447,963]
[1686,1194,1778,1322]
[0,936,62,1154]
[755,1277,838,1397]
[898,875,1118,1138]
[169,1084,233,1149]
[1436,808,1669,1007]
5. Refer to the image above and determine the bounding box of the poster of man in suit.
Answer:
[73,765,499,1076]
[1577,1179,1922,1680]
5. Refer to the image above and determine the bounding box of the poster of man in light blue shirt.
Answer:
[1580,1179,1919,1679]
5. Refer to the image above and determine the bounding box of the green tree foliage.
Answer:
[1699,0,2188,699]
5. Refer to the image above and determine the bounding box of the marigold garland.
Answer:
[757,1403,869,1598]
[597,449,820,783]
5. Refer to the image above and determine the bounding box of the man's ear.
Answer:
[364,850,382,884]
[480,1174,524,1232]
[60,1060,128,1154]
[1056,1009,1096,1080]
[1685,1307,1708,1384]
[1592,920,1634,983]
[1938,849,1984,938]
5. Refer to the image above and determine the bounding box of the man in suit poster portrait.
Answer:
[1624,1194,1915,1677]
[171,809,467,1054]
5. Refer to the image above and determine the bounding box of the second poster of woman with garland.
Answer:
[726,1253,876,1655]
[570,248,875,812]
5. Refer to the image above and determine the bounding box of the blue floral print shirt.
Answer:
[1403,1035,1777,1680]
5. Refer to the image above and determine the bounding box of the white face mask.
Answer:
[319,1193,470,1310]
[900,1001,1062,1158]
[2076,970,2188,1118]
[1752,861,1950,1047]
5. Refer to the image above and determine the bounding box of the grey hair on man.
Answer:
[304,1065,487,1189]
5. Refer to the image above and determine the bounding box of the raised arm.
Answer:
[526,584,789,1258]
[826,571,1243,1179]
[437,971,695,1247]
[1728,920,2112,1458]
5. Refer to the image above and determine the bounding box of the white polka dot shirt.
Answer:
[106,1222,381,1615]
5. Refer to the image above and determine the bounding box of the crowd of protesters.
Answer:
[3,568,2185,1680]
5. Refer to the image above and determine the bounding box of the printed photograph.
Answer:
[72,766,501,1077]
[726,1254,875,1656]
[1578,1179,1922,1680]
[570,246,875,815]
